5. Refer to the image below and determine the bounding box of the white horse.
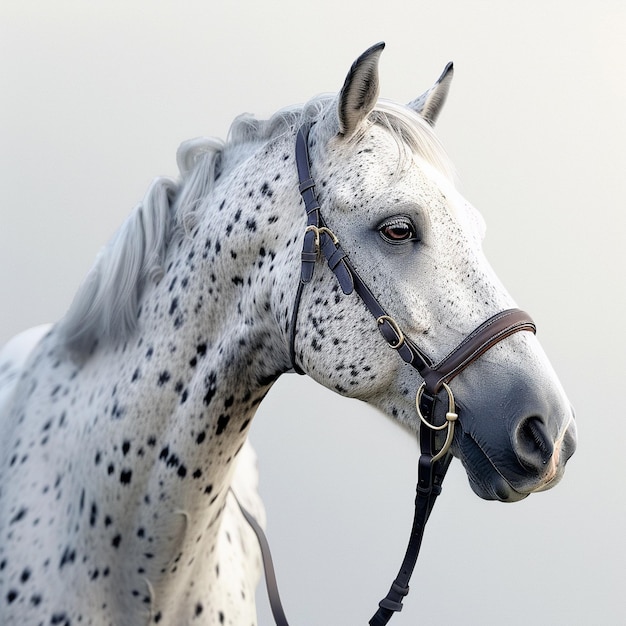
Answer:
[0,43,576,625]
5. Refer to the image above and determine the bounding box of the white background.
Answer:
[1,2,624,624]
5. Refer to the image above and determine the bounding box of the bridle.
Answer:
[236,121,537,625]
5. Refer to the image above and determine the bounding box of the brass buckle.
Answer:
[305,225,339,251]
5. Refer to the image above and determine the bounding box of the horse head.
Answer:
[287,43,576,502]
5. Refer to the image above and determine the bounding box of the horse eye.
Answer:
[378,218,417,244]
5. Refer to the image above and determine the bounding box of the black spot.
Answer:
[204,484,213,495]
[120,469,133,485]
[90,502,98,527]
[104,515,113,527]
[177,465,187,479]
[59,546,76,569]
[111,534,122,548]
[260,182,273,197]
[219,610,225,624]
[159,446,169,461]
[20,568,31,583]
[216,414,230,436]
[131,368,141,382]
[30,594,42,606]
[158,371,171,386]
[10,507,27,525]
[224,395,234,409]
[166,453,180,469]
[239,419,250,433]
[195,602,204,616]
[107,463,115,475]
[6,589,18,604]
[196,431,206,445]
[147,436,157,447]
[192,469,202,479]
[231,276,244,287]
[50,612,70,625]
[196,343,207,356]
[203,372,217,406]
[111,402,124,419]
[94,451,102,465]
[245,218,257,232]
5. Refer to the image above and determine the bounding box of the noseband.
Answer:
[245,122,536,625]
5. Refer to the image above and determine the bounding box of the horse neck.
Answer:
[27,134,301,616]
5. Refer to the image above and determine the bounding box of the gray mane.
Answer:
[56,95,452,355]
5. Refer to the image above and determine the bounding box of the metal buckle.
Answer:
[416,382,458,462]
[305,225,339,252]
[377,315,405,350]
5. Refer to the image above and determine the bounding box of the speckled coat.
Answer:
[0,44,576,626]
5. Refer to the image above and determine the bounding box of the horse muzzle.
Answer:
[455,406,577,502]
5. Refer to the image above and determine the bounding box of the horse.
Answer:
[0,43,576,625]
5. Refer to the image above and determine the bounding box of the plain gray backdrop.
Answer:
[1,1,624,624]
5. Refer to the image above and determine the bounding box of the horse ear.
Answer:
[407,62,454,126]
[337,42,385,138]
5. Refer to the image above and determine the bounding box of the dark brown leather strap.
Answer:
[419,309,536,393]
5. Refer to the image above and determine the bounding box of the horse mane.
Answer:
[56,96,453,355]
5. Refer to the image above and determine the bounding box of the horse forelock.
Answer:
[56,94,453,356]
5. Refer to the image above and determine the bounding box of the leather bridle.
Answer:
[238,122,537,625]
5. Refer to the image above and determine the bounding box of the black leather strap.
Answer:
[369,389,451,625]
[230,489,291,626]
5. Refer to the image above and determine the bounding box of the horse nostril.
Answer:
[515,416,555,471]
